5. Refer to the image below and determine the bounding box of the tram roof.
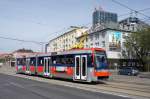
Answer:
[16,48,105,58]
[37,48,105,57]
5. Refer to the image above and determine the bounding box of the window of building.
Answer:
[95,34,99,40]
[86,45,88,48]
[95,42,99,46]
[90,35,93,41]
[102,41,105,47]
[86,38,88,42]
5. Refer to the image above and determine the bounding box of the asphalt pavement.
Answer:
[0,73,130,99]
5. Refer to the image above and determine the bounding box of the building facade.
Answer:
[119,17,149,32]
[46,27,88,52]
[93,8,118,27]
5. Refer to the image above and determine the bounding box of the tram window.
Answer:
[17,58,26,65]
[30,60,33,65]
[38,57,44,66]
[55,55,64,64]
[30,58,36,66]
[76,57,79,75]
[52,55,74,65]
[48,57,52,65]
[101,56,105,62]
[17,61,20,65]
[21,58,26,65]
[17,59,21,65]
[66,58,73,64]
[65,55,74,64]
[88,55,93,67]
[52,56,56,64]
[95,55,107,69]
[82,57,86,76]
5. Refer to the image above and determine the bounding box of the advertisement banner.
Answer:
[109,31,121,51]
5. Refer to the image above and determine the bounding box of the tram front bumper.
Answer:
[94,70,111,80]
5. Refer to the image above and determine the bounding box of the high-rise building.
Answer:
[93,8,118,27]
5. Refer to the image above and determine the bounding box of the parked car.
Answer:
[118,67,139,76]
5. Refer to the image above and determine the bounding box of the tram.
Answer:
[16,48,110,82]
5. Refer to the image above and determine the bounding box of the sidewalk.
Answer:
[139,72,150,79]
[109,70,150,86]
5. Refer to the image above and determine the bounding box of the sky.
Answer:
[0,0,150,52]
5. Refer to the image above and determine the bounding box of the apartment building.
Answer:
[119,17,149,32]
[46,27,88,52]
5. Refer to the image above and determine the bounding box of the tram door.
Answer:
[75,55,87,80]
[26,58,30,73]
[44,57,51,76]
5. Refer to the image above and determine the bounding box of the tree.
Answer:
[15,48,34,53]
[123,27,150,71]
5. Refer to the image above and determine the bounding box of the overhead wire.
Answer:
[119,7,150,17]
[0,35,47,45]
[111,0,150,19]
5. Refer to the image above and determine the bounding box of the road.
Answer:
[0,73,130,99]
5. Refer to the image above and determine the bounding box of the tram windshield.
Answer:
[95,51,107,70]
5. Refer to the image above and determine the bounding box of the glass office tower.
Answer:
[93,9,118,26]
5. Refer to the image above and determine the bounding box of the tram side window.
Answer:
[17,59,21,65]
[55,55,66,64]
[65,55,74,64]
[52,55,74,65]
[30,58,36,66]
[52,56,56,64]
[56,55,64,64]
[38,57,44,66]
[48,57,52,65]
[22,58,26,65]
[88,55,93,67]
[76,57,80,75]
[17,58,26,65]
[82,57,86,76]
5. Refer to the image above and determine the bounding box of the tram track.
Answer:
[100,81,150,92]
[102,83,150,94]
[70,82,150,99]
[61,80,150,99]
[108,79,150,86]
